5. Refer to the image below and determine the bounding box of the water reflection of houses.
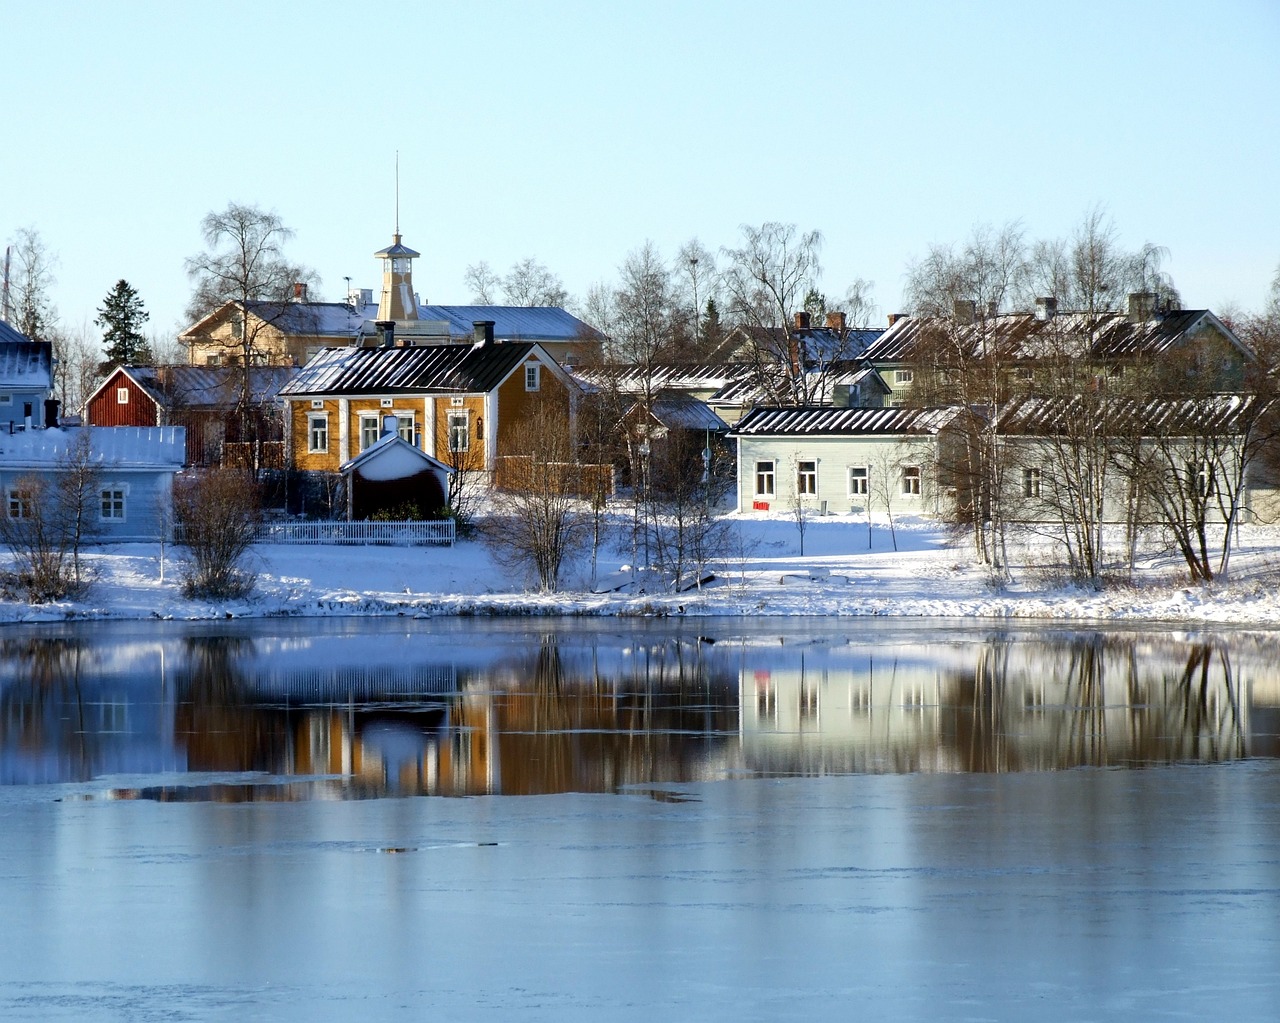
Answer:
[738,633,1264,774]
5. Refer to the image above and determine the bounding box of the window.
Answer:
[901,465,921,496]
[230,315,244,339]
[894,369,914,385]
[308,413,328,453]
[116,387,129,405]
[205,355,221,367]
[360,415,380,451]
[755,460,775,497]
[848,466,869,496]
[6,488,32,519]
[380,397,394,408]
[397,416,415,445]
[1191,461,1214,498]
[1022,467,1041,498]
[475,416,484,442]
[100,488,126,521]
[797,460,818,496]
[525,364,541,391]
[0,394,11,406]
[448,412,469,453]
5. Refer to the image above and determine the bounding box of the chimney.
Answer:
[794,311,811,329]
[472,320,495,348]
[43,399,59,429]
[825,310,847,331]
[292,282,308,303]
[375,320,395,347]
[887,313,906,327]
[953,299,976,325]
[381,414,399,438]
[987,300,998,319]
[1035,296,1057,322]
[1127,292,1156,323]
[23,402,33,431]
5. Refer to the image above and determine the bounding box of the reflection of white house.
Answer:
[728,406,955,515]
[0,427,185,541]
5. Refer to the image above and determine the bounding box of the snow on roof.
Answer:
[0,426,186,469]
[119,365,296,408]
[339,432,453,478]
[730,405,959,437]
[0,320,32,344]
[0,341,53,388]
[414,305,605,342]
[280,341,544,396]
[996,393,1260,436]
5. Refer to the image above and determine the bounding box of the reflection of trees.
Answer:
[0,636,99,780]
[451,635,738,795]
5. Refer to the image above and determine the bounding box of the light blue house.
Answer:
[0,427,186,541]
[0,339,54,432]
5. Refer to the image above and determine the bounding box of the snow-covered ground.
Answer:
[3,511,1280,625]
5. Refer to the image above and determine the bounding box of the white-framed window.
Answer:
[116,387,129,405]
[360,414,380,451]
[308,413,329,453]
[901,465,921,496]
[1016,366,1034,382]
[525,364,541,391]
[893,369,914,385]
[448,411,469,452]
[1022,466,1041,498]
[6,487,32,519]
[99,487,126,521]
[380,397,394,408]
[310,399,324,409]
[396,416,415,445]
[204,355,221,367]
[755,460,775,497]
[230,315,244,339]
[848,466,869,496]
[797,460,818,496]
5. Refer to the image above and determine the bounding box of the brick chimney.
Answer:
[292,282,308,303]
[794,311,811,329]
[953,299,976,325]
[887,313,906,327]
[825,311,847,331]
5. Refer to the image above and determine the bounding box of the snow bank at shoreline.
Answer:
[3,513,1279,627]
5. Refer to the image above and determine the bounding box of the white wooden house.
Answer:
[728,406,958,516]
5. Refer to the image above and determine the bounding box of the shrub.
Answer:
[174,470,260,599]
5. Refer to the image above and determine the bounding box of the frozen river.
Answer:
[1,618,1278,1020]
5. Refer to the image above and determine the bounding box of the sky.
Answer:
[3,0,1278,343]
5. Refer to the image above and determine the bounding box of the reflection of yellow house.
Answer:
[278,324,579,473]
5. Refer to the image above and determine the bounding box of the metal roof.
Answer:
[0,426,185,468]
[862,310,1245,364]
[279,341,541,396]
[641,394,730,432]
[415,305,605,342]
[729,405,958,437]
[0,341,52,387]
[995,393,1260,437]
[0,320,32,344]
[116,365,296,408]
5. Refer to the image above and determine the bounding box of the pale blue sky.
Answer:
[4,0,1278,339]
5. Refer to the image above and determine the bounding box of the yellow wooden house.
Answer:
[279,322,579,474]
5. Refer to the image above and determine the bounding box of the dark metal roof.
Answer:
[278,342,540,396]
[415,305,605,342]
[0,320,32,344]
[729,405,958,437]
[862,310,1246,364]
[996,393,1260,437]
[117,365,296,408]
[639,394,730,432]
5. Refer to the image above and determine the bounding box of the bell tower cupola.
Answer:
[374,232,420,322]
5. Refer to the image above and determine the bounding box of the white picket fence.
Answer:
[175,519,456,547]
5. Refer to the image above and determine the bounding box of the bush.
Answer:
[174,470,260,599]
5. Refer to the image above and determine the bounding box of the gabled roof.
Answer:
[627,393,730,433]
[863,309,1250,364]
[279,341,570,397]
[414,305,605,342]
[179,300,375,340]
[339,431,453,477]
[712,324,884,364]
[730,405,959,437]
[87,365,295,411]
[0,426,185,469]
[574,362,758,394]
[0,341,52,388]
[995,393,1260,437]
[0,320,32,344]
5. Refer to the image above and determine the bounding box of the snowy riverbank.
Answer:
[3,512,1280,626]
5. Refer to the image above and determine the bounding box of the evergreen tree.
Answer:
[96,279,151,365]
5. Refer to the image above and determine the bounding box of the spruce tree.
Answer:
[96,279,151,365]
